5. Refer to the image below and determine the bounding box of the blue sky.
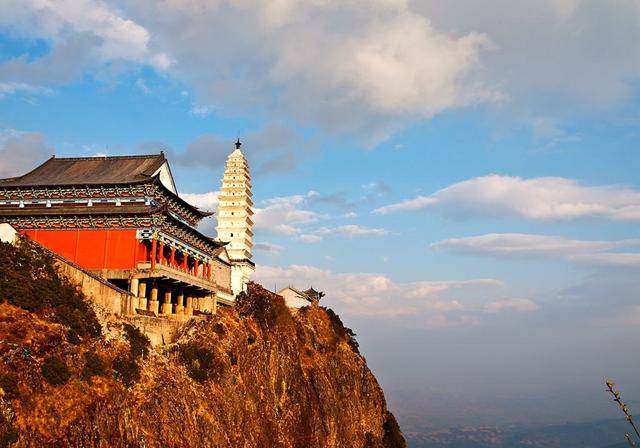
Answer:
[1,0,640,429]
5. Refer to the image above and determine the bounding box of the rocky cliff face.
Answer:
[0,241,405,448]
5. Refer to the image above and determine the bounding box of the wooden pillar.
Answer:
[148,285,159,315]
[194,259,200,277]
[161,290,173,315]
[169,247,176,267]
[150,238,157,270]
[138,281,147,311]
[208,262,213,281]
[175,291,185,315]
[182,253,188,271]
[158,242,165,264]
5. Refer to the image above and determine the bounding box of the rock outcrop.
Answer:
[0,240,405,448]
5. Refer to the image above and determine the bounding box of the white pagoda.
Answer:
[216,139,255,295]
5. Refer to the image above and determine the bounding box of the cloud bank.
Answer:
[256,263,534,327]
[374,175,640,221]
[432,233,640,267]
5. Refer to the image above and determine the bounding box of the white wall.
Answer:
[278,288,312,309]
[0,223,17,244]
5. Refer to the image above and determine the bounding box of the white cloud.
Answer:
[483,298,538,313]
[100,0,496,142]
[0,0,170,96]
[135,78,151,94]
[0,82,53,99]
[373,195,437,215]
[317,224,389,238]
[374,175,640,221]
[180,191,219,211]
[255,264,531,327]
[570,252,640,267]
[254,192,325,236]
[0,129,53,177]
[432,233,640,267]
[190,105,213,117]
[253,241,284,255]
[295,234,323,243]
[5,1,640,144]
[414,0,640,126]
[180,191,220,235]
[0,0,170,68]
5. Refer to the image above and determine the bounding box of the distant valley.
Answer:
[405,418,632,448]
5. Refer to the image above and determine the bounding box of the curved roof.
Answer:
[0,153,167,187]
[0,152,214,220]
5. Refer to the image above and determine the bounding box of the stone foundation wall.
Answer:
[126,315,205,346]
[53,256,129,315]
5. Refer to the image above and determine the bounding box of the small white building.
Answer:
[277,286,323,309]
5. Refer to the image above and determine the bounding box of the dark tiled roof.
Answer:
[0,154,167,187]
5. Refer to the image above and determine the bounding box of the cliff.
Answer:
[0,240,405,448]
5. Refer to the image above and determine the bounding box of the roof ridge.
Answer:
[50,153,165,161]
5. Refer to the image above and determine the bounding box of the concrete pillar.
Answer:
[138,281,147,298]
[185,296,193,315]
[148,285,159,315]
[127,279,140,315]
[175,291,185,314]
[130,278,139,296]
[138,281,147,310]
[161,290,173,315]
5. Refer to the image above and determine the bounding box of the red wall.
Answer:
[22,229,146,270]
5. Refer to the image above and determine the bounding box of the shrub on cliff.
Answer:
[235,282,292,329]
[81,351,107,382]
[123,324,150,359]
[112,354,140,387]
[0,373,19,399]
[112,324,150,387]
[323,307,360,354]
[41,355,71,386]
[177,343,224,383]
[0,239,101,342]
[0,412,17,448]
[383,412,406,448]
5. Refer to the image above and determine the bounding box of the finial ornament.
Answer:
[235,138,242,150]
